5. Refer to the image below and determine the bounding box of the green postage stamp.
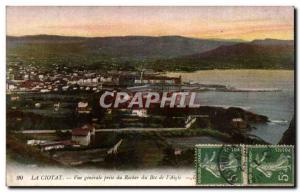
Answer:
[247,145,294,186]
[195,145,294,186]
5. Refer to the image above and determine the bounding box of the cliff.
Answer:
[278,116,295,145]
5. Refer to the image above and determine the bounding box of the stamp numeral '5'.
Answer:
[247,145,294,186]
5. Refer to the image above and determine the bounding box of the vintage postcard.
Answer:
[6,6,295,187]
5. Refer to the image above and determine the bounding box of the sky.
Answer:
[6,6,294,41]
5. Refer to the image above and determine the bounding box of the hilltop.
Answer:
[7,35,294,71]
[153,40,294,71]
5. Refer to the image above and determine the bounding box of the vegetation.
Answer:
[7,35,294,71]
[7,134,59,165]
[153,43,294,71]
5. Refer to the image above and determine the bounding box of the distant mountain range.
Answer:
[7,35,237,59]
[154,40,294,71]
[7,35,294,71]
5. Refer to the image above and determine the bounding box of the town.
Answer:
[6,61,207,167]
[7,61,270,168]
[6,61,183,93]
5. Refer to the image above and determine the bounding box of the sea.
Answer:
[167,70,295,144]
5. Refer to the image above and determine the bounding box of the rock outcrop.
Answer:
[279,116,295,145]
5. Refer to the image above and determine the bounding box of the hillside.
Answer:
[7,35,237,70]
[7,35,294,71]
[152,41,294,71]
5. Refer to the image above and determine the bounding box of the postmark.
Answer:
[218,145,244,185]
[247,145,294,186]
[195,144,244,186]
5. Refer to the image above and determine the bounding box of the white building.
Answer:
[6,80,17,91]
[54,102,60,111]
[71,125,95,146]
[132,109,148,117]
[77,101,91,113]
[39,141,71,151]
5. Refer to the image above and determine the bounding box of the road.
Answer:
[15,126,190,134]
[15,118,196,134]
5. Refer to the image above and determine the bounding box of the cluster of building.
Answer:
[27,124,96,151]
[6,63,182,93]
